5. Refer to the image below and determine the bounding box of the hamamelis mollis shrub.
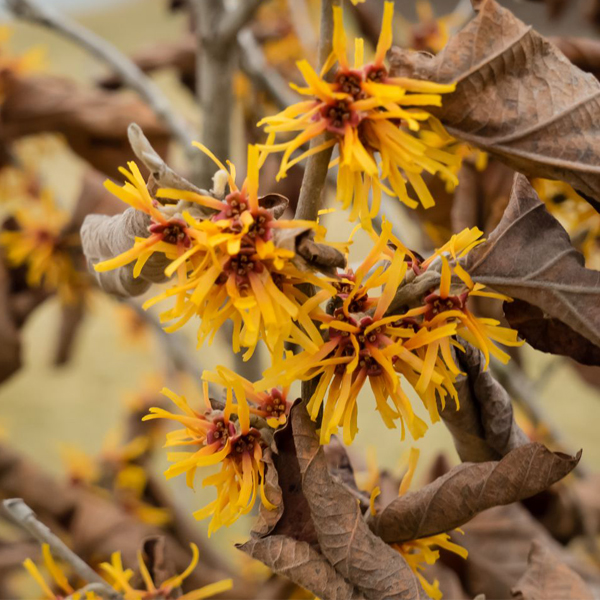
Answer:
[87,1,528,592]
[15,0,600,598]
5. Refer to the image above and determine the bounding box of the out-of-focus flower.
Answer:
[100,543,233,600]
[396,0,466,55]
[533,178,600,270]
[23,543,100,600]
[0,26,45,98]
[143,375,276,535]
[259,1,459,229]
[97,145,339,360]
[0,190,83,304]
[61,419,170,528]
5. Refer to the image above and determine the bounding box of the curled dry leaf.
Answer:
[291,404,428,600]
[367,442,581,544]
[0,74,169,179]
[271,228,346,276]
[81,209,170,297]
[457,504,600,600]
[440,343,529,463]
[504,298,600,366]
[463,175,600,358]
[140,536,178,591]
[511,540,594,600]
[389,0,600,206]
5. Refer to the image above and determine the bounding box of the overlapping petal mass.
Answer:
[258,223,522,446]
[95,144,341,359]
[143,373,277,536]
[258,1,460,229]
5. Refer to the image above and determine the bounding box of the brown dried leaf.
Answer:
[440,343,529,462]
[367,442,580,544]
[389,0,600,203]
[457,503,600,600]
[238,536,365,600]
[81,209,169,297]
[504,298,600,366]
[140,537,178,591]
[511,540,594,600]
[464,175,600,351]
[259,193,289,219]
[0,74,169,178]
[292,405,428,600]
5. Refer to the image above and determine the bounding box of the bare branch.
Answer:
[3,0,194,155]
[2,499,122,600]
[295,0,340,221]
[237,29,300,110]
[127,123,206,195]
[217,0,263,44]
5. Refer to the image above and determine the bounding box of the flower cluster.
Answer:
[258,1,460,229]
[259,224,521,445]
[143,368,288,534]
[96,145,340,359]
[0,189,84,304]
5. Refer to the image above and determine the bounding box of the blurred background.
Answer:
[0,0,599,595]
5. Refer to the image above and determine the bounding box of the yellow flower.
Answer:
[418,228,524,372]
[23,544,100,600]
[100,543,233,600]
[258,222,458,445]
[143,375,276,536]
[0,189,83,304]
[393,534,468,600]
[204,365,292,429]
[258,1,459,229]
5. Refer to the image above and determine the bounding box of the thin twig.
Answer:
[217,0,263,45]
[3,0,195,156]
[2,499,123,600]
[237,29,300,110]
[286,0,318,58]
[294,0,340,221]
